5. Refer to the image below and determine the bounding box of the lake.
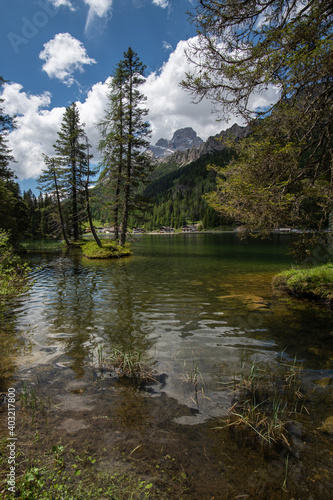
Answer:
[1,233,333,498]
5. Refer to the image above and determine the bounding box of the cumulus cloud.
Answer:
[2,81,110,180]
[39,33,96,86]
[2,38,279,180]
[143,38,237,144]
[143,37,279,144]
[1,83,65,179]
[152,0,170,8]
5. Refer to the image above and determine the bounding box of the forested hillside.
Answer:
[127,148,235,230]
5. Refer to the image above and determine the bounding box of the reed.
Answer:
[219,356,306,449]
[107,346,156,384]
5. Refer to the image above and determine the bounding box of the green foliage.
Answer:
[81,240,131,259]
[273,263,333,305]
[0,230,30,304]
[131,150,234,230]
[97,47,153,245]
[183,1,333,122]
[182,1,333,236]
[205,107,333,233]
[1,439,153,500]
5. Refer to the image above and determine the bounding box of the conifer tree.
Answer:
[98,66,126,241]
[98,47,153,245]
[38,155,71,246]
[53,103,87,241]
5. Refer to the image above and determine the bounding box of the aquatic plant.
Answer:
[0,438,154,500]
[219,356,306,449]
[107,346,156,384]
[19,383,49,423]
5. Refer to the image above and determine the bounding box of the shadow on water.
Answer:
[1,233,333,498]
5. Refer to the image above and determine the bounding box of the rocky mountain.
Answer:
[148,127,204,159]
[159,123,251,167]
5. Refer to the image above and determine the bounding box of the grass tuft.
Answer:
[106,346,156,384]
[218,356,306,449]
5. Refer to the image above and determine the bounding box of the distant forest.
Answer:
[91,149,235,232]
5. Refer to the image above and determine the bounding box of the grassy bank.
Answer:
[272,263,333,306]
[81,240,131,259]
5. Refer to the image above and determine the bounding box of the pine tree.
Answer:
[98,47,153,245]
[98,65,126,241]
[38,155,71,246]
[53,103,87,241]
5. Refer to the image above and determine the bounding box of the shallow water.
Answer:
[1,233,333,498]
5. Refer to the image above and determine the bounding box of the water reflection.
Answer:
[7,233,333,419]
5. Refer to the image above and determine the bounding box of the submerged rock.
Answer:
[315,377,333,387]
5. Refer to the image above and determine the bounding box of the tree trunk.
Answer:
[52,163,70,247]
[84,142,102,247]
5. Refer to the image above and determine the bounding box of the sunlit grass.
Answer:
[273,263,333,305]
[82,240,131,259]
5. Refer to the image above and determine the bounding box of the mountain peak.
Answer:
[148,127,203,159]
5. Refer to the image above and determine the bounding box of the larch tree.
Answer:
[98,65,126,241]
[39,107,102,247]
[38,155,71,246]
[98,47,153,246]
[53,102,87,241]
[182,0,333,234]
[81,136,102,247]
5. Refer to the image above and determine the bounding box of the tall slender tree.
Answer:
[98,66,126,241]
[81,137,102,247]
[98,47,153,245]
[38,155,71,246]
[0,76,15,181]
[53,103,87,241]
[0,76,27,240]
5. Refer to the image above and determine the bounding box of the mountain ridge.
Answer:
[149,127,204,159]
[148,123,251,168]
[161,123,251,167]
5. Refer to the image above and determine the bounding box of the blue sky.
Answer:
[0,0,277,193]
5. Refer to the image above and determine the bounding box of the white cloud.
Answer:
[143,38,237,144]
[1,80,110,180]
[152,0,169,8]
[1,83,65,179]
[2,38,278,180]
[83,0,113,17]
[84,0,113,32]
[48,0,75,9]
[39,33,96,86]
